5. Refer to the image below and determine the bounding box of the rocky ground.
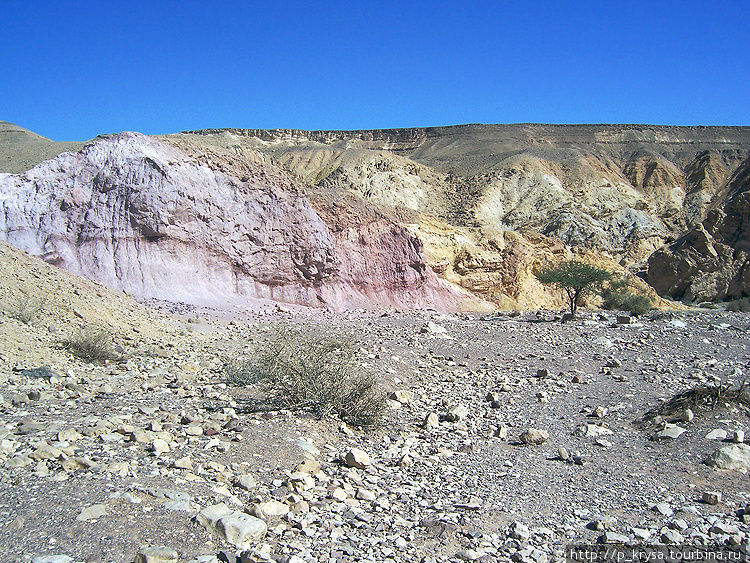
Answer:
[1,287,749,562]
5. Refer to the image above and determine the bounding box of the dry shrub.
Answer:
[61,326,120,363]
[226,326,386,427]
[726,297,750,312]
[641,380,750,424]
[5,294,45,325]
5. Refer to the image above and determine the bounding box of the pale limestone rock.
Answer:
[344,448,371,469]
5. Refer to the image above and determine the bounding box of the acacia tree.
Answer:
[535,260,613,319]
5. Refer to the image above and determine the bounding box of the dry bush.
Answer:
[726,297,750,312]
[61,326,120,363]
[641,380,750,423]
[4,294,45,325]
[226,326,386,427]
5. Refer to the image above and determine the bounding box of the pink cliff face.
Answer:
[0,132,476,311]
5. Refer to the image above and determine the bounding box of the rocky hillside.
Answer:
[2,122,750,308]
[175,124,750,304]
[0,121,82,174]
[0,132,480,311]
[648,157,750,301]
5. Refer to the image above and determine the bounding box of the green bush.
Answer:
[61,326,120,363]
[535,260,613,318]
[621,293,653,316]
[226,326,386,427]
[601,276,653,315]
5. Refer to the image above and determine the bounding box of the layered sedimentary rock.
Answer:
[0,132,479,310]
[175,124,750,304]
[4,122,750,308]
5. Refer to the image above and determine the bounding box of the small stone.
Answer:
[494,425,508,439]
[678,409,694,423]
[705,429,728,441]
[536,368,550,378]
[599,531,629,544]
[288,471,315,492]
[508,521,530,540]
[660,529,684,544]
[57,428,82,442]
[733,430,745,443]
[571,374,585,384]
[76,504,107,521]
[173,456,193,470]
[669,519,688,531]
[445,404,469,422]
[150,438,170,455]
[331,488,348,502]
[344,448,371,469]
[422,321,447,335]
[389,390,413,405]
[134,546,179,563]
[217,512,267,547]
[575,424,613,438]
[653,425,686,441]
[294,458,320,474]
[423,412,439,428]
[185,425,204,436]
[702,491,722,505]
[710,522,740,535]
[356,488,377,501]
[197,503,233,534]
[30,444,62,460]
[234,474,257,491]
[251,500,289,519]
[591,406,608,418]
[519,428,548,445]
[653,503,673,517]
[486,391,502,403]
[456,549,486,561]
[587,517,615,531]
[557,447,570,461]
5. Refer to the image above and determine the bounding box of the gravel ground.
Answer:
[1,307,749,562]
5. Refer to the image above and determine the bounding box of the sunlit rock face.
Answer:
[0,132,479,311]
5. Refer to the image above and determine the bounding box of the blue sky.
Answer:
[2,0,748,140]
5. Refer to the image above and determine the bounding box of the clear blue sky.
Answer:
[2,0,748,140]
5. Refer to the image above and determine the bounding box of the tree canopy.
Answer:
[535,260,613,318]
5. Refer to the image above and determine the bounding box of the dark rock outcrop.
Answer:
[648,158,750,301]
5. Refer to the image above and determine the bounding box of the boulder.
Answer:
[703,444,750,470]
[520,428,549,445]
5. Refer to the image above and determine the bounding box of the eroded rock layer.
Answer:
[0,133,479,311]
